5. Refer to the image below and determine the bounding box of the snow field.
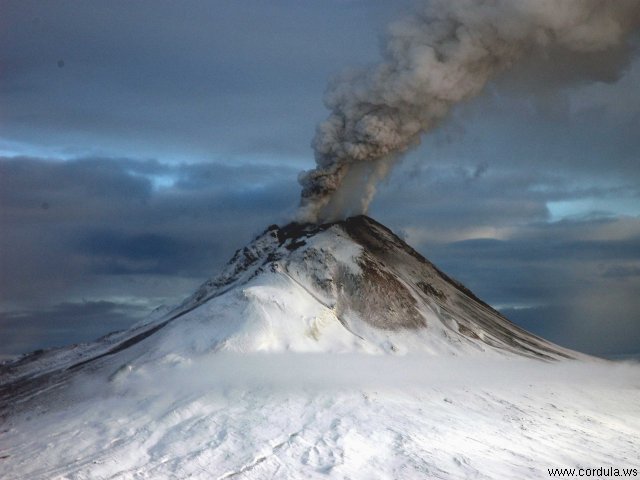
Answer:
[2,355,639,479]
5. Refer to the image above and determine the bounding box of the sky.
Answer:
[1,0,639,359]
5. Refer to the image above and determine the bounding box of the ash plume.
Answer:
[297,0,640,223]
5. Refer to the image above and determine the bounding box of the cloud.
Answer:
[372,154,640,235]
[503,298,640,358]
[77,231,196,275]
[602,265,640,278]
[0,156,298,310]
[0,1,403,162]
[419,57,640,181]
[0,301,147,359]
[415,218,640,356]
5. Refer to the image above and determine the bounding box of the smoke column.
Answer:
[297,0,640,223]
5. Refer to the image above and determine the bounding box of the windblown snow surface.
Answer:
[2,355,640,479]
[1,216,639,479]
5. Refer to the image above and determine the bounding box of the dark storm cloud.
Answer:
[503,301,640,358]
[415,223,640,357]
[0,301,147,358]
[0,0,404,160]
[77,231,195,275]
[602,265,640,278]
[373,160,640,241]
[0,156,299,309]
[441,236,639,263]
[0,157,153,211]
[422,220,640,298]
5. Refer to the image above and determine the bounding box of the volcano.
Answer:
[163,214,575,358]
[1,216,638,480]
[2,215,574,390]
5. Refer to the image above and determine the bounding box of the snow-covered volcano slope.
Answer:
[1,215,579,405]
[1,216,639,480]
[2,355,640,480]
[167,214,577,359]
[1,216,579,409]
